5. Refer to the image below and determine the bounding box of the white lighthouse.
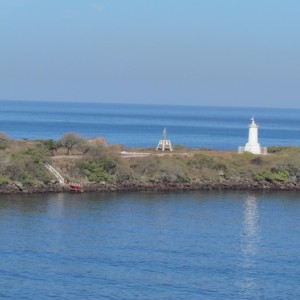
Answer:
[238,116,267,155]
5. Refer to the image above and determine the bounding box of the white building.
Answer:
[238,116,267,155]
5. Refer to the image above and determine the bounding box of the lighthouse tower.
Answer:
[244,116,261,154]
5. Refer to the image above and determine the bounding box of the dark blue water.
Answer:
[1,100,300,149]
[0,191,299,299]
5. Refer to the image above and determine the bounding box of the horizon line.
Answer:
[0,98,299,110]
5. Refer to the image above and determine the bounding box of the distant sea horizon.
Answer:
[0,100,299,150]
[2,98,300,110]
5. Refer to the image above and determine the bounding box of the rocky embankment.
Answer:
[1,177,300,195]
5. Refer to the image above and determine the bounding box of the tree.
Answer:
[59,132,84,155]
[42,139,59,155]
[77,139,90,155]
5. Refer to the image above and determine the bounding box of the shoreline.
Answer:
[2,178,300,195]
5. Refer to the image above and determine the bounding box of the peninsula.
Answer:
[0,132,300,194]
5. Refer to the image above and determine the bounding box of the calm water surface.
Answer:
[0,191,299,299]
[1,100,300,149]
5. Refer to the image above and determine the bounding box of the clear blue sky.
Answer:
[0,0,299,107]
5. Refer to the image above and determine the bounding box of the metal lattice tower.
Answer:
[156,128,173,151]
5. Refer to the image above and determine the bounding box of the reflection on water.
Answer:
[237,194,260,297]
[242,195,259,259]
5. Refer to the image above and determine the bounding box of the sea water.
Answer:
[0,100,300,149]
[0,191,299,299]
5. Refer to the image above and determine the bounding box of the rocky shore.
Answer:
[1,177,300,195]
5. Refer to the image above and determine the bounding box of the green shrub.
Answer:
[188,154,228,174]
[0,175,9,185]
[0,132,11,150]
[270,163,300,181]
[79,157,117,182]
[254,169,289,182]
[251,157,263,165]
[268,146,300,154]
[189,154,213,169]
[130,156,160,177]
[115,165,136,182]
[41,139,60,155]
[173,145,193,152]
[7,145,51,183]
[0,140,8,150]
[154,159,190,183]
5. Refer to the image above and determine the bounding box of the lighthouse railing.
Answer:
[238,146,245,154]
[261,147,268,155]
[238,146,268,155]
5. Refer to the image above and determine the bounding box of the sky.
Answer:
[0,0,299,107]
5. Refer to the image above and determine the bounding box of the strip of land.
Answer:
[1,132,300,194]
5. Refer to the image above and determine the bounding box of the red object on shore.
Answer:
[69,184,83,192]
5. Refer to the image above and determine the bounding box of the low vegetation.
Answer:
[1,132,300,190]
[77,157,117,182]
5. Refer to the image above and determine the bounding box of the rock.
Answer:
[13,181,23,191]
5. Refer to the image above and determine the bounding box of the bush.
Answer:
[189,154,228,172]
[86,144,109,157]
[254,169,290,182]
[146,157,190,183]
[0,131,11,150]
[188,154,213,169]
[77,139,90,155]
[271,163,300,181]
[130,156,160,177]
[251,157,263,165]
[41,139,60,155]
[0,140,8,150]
[268,146,300,154]
[0,175,9,185]
[115,165,136,182]
[6,145,51,183]
[78,157,117,182]
[16,146,50,163]
[155,163,190,183]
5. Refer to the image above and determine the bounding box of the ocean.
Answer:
[0,100,300,149]
[0,191,299,299]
